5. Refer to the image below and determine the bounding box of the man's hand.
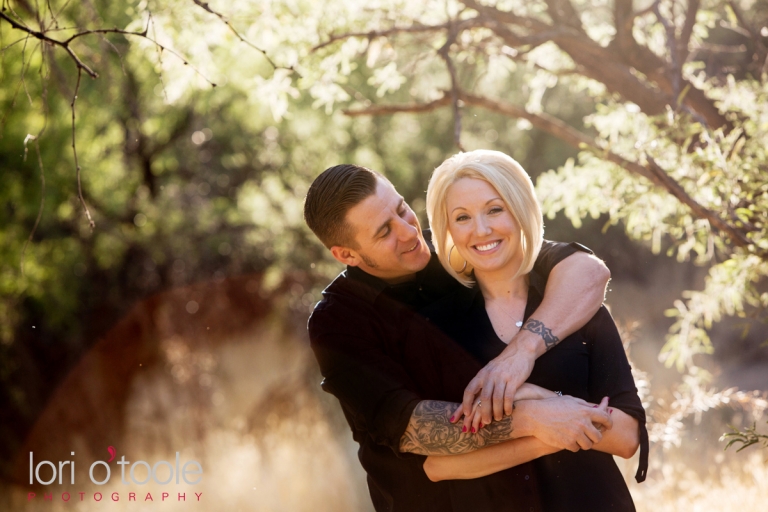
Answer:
[451,339,537,432]
[515,396,612,452]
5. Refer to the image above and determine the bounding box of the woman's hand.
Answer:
[450,383,558,433]
[518,395,638,458]
[588,399,640,459]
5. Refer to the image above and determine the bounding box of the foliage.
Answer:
[722,420,768,453]
[258,0,768,446]
[539,80,768,373]
[0,0,458,476]
[1,0,767,475]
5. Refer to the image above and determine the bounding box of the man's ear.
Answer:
[330,245,361,267]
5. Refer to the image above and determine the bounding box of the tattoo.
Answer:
[398,400,514,455]
[522,318,560,351]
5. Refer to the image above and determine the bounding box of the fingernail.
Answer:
[471,427,476,433]
[479,422,483,429]
[462,426,467,433]
[592,405,598,408]
[609,409,613,415]
[450,416,455,422]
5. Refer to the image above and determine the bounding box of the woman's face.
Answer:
[445,177,523,276]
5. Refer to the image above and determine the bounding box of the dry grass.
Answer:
[2,300,767,511]
[625,451,768,512]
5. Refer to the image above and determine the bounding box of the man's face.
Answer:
[338,178,431,283]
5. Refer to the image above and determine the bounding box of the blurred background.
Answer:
[1,0,767,510]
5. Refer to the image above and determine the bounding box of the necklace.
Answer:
[487,298,524,329]
[484,278,528,339]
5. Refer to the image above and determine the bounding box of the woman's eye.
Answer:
[455,214,469,222]
[489,206,503,214]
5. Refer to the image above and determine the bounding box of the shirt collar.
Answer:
[337,230,439,304]
[343,253,442,304]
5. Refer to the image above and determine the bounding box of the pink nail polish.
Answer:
[479,422,484,429]
[462,426,467,433]
[471,427,476,433]
[609,409,613,415]
[450,416,455,422]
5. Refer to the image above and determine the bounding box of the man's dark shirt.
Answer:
[308,237,585,512]
[421,267,649,511]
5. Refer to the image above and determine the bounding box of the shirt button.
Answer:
[525,475,530,480]
[529,507,534,512]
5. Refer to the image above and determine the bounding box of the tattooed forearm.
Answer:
[522,318,560,351]
[399,400,515,455]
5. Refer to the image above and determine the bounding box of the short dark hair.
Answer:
[304,164,380,249]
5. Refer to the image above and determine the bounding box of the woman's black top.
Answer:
[421,269,648,512]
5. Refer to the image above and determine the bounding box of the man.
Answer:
[304,164,612,511]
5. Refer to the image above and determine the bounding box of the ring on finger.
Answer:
[476,400,482,407]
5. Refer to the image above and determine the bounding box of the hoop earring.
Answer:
[448,245,467,273]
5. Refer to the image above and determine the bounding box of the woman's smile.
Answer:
[445,177,523,277]
[473,240,501,253]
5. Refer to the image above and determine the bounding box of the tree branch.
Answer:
[467,93,753,250]
[343,90,754,252]
[460,0,550,33]
[691,42,748,54]
[645,157,751,249]
[543,0,585,33]
[20,135,45,276]
[439,23,465,151]
[613,0,635,48]
[0,10,98,76]
[313,23,453,52]
[343,95,451,116]
[654,1,683,107]
[727,0,768,78]
[0,11,217,85]
[190,0,290,72]
[479,17,567,48]
[462,0,722,130]
[313,17,489,52]
[678,0,700,64]
[70,67,95,229]
[459,91,594,149]
[458,6,675,118]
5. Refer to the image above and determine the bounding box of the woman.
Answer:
[421,149,647,511]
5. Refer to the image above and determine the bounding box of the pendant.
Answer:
[516,321,523,327]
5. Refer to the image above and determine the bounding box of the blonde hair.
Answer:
[426,149,543,287]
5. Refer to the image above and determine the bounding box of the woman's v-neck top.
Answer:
[421,269,648,512]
